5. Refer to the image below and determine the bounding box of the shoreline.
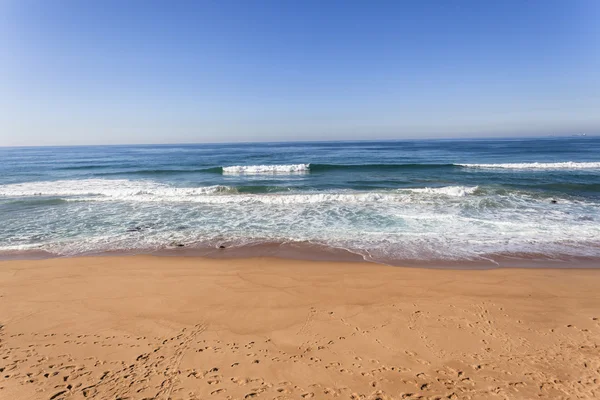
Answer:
[1,255,599,399]
[2,242,600,269]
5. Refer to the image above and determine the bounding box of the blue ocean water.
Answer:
[1,137,599,265]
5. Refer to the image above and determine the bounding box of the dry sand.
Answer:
[0,256,599,400]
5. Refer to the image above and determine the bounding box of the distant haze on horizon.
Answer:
[1,0,599,146]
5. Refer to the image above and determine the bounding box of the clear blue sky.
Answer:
[1,0,599,145]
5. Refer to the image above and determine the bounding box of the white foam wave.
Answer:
[222,164,309,174]
[403,186,478,197]
[0,179,234,199]
[2,180,599,262]
[459,161,600,170]
[72,192,410,205]
[0,179,480,204]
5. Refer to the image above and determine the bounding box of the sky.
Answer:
[1,0,599,146]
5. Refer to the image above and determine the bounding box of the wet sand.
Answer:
[0,256,599,399]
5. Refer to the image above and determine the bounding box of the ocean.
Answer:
[1,137,599,267]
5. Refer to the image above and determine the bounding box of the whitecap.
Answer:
[222,164,310,174]
[459,162,600,170]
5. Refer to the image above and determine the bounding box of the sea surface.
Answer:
[1,137,600,266]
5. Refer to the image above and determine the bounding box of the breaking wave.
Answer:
[0,179,236,199]
[459,161,600,170]
[65,162,600,177]
[222,164,310,174]
[0,179,481,203]
[1,180,599,263]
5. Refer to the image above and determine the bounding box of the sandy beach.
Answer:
[0,256,599,400]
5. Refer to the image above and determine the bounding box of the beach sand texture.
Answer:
[0,256,599,399]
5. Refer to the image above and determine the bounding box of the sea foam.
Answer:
[404,186,478,197]
[0,179,234,199]
[1,179,599,262]
[222,164,310,174]
[0,179,479,204]
[459,161,600,170]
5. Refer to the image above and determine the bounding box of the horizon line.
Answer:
[1,133,598,149]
